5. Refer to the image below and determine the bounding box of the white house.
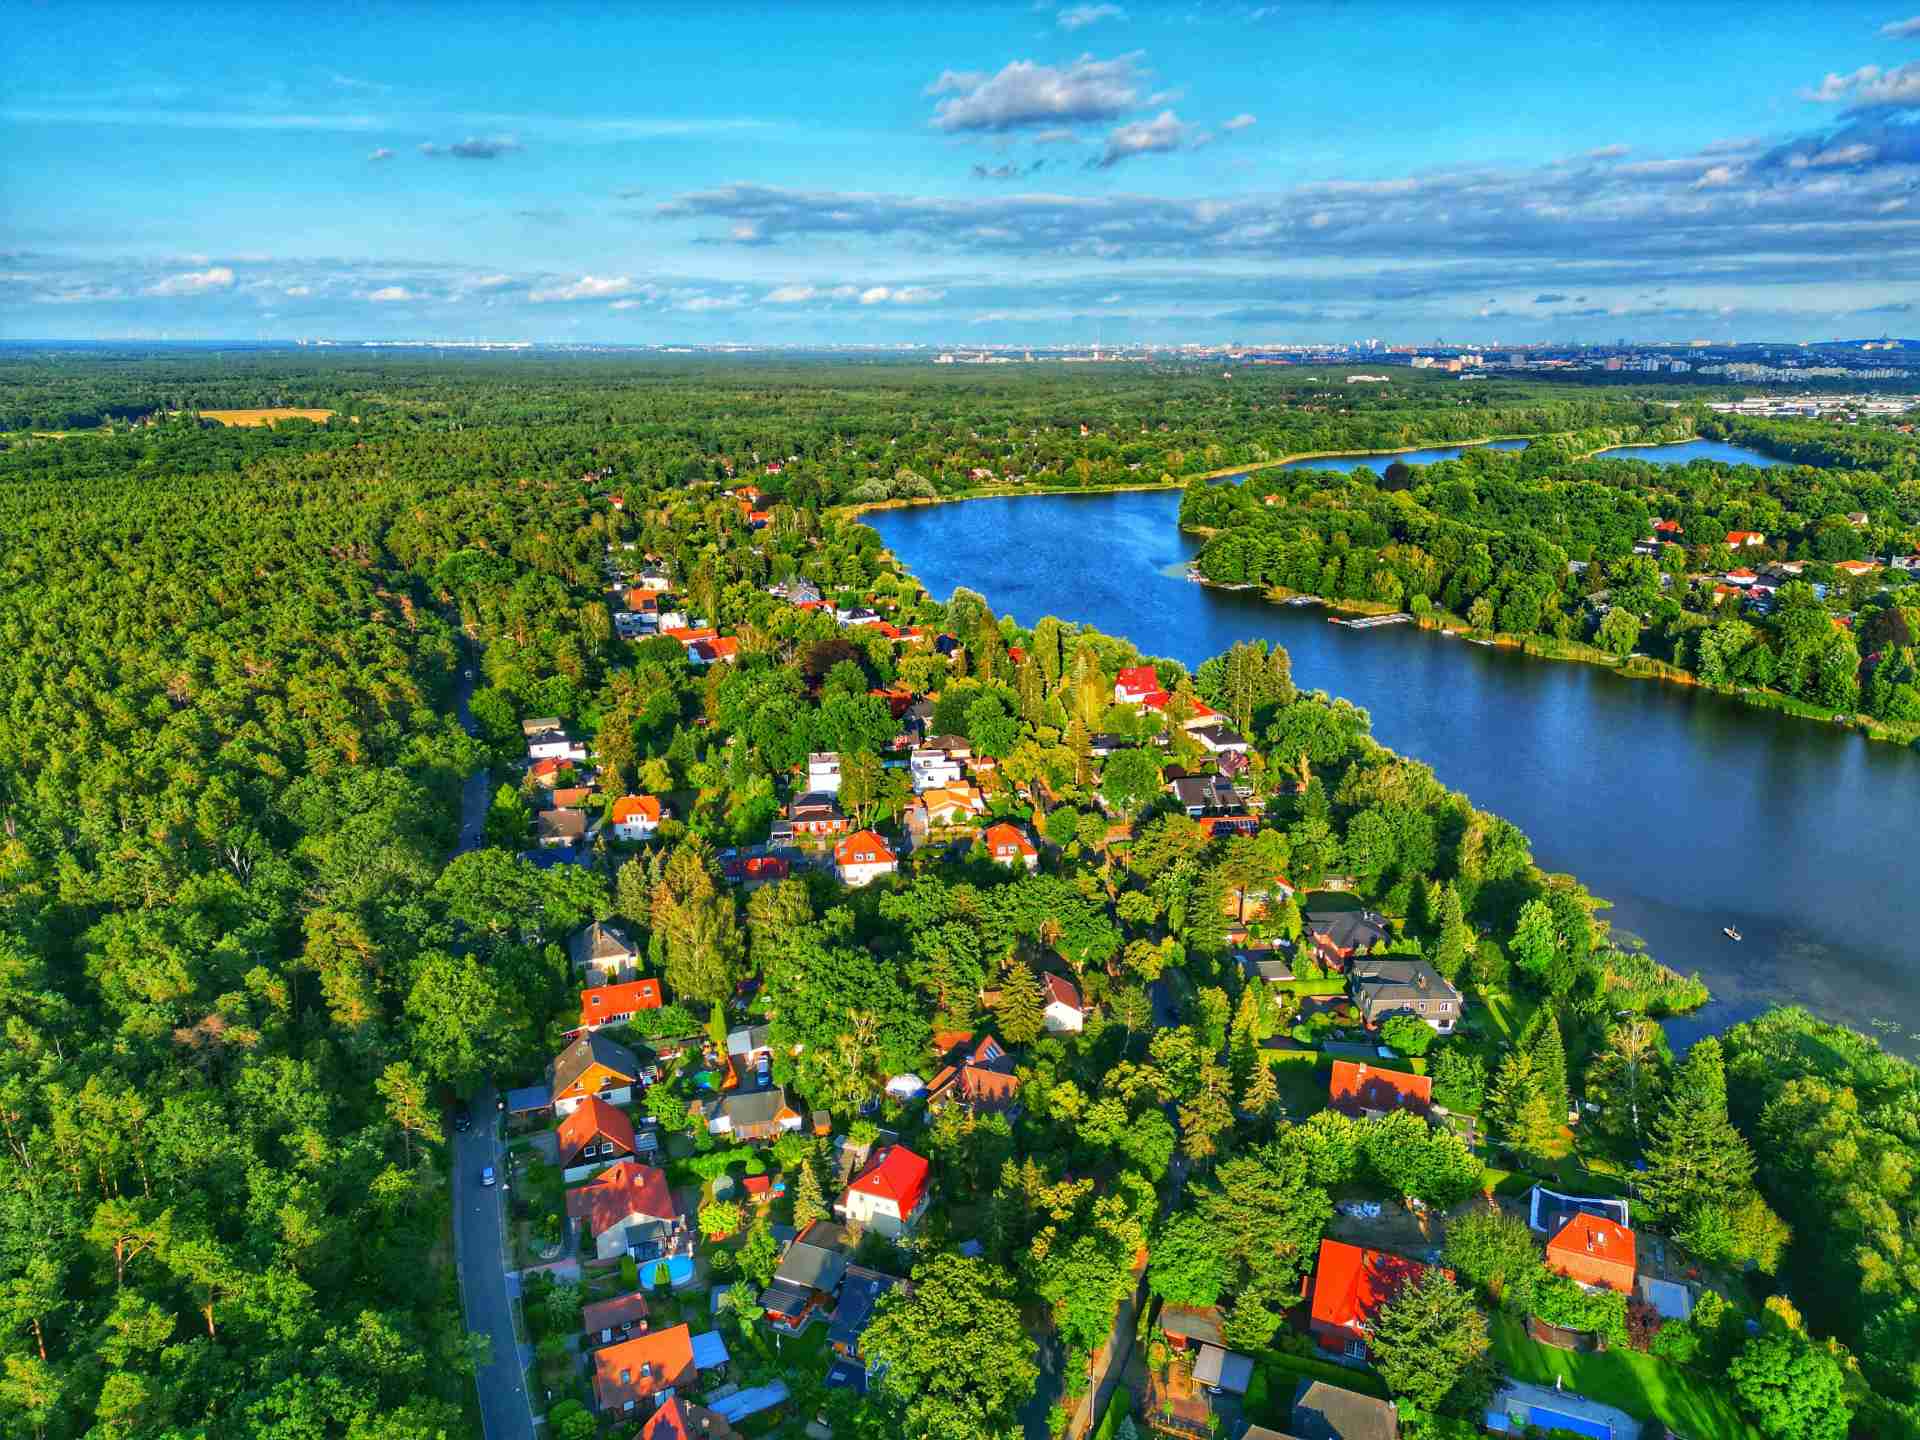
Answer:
[610,795,663,843]
[570,921,640,982]
[635,568,671,592]
[909,748,965,792]
[528,730,588,763]
[807,752,842,794]
[564,1161,680,1261]
[839,1145,931,1238]
[834,830,898,888]
[1041,973,1085,1034]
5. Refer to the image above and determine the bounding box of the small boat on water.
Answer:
[1723,926,1743,942]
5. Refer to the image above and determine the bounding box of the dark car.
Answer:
[452,1109,472,1132]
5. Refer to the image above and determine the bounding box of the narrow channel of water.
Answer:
[869,455,1919,1050]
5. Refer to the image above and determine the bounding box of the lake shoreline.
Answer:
[841,433,1550,519]
[1181,569,1918,747]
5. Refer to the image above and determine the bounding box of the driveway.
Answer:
[445,639,538,1440]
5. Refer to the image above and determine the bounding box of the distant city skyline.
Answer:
[3,0,1918,343]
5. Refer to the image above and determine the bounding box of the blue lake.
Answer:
[869,485,1920,1050]
[1267,438,1532,475]
[1592,438,1790,466]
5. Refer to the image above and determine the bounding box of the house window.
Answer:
[1345,1339,1367,1360]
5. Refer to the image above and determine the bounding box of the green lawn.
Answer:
[1242,1349,1391,1429]
[1262,1050,1328,1116]
[1490,1314,1763,1440]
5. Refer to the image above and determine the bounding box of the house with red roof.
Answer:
[834,829,897,888]
[1309,1239,1436,1362]
[592,1322,696,1416]
[557,1095,638,1171]
[640,1398,739,1440]
[573,977,664,1037]
[840,1144,931,1237]
[565,1159,679,1261]
[722,854,790,891]
[1114,663,1161,705]
[925,1034,1022,1114]
[1327,1060,1432,1119]
[612,795,664,842]
[1653,518,1683,537]
[1041,973,1085,1034]
[1726,530,1766,548]
[983,821,1039,871]
[1546,1213,1637,1294]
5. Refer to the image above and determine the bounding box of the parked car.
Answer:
[481,1166,496,1187]
[453,1109,472,1132]
[756,1056,772,1088]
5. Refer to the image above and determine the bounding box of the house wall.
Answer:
[555,1082,634,1117]
[1043,1003,1084,1034]
[1309,1317,1368,1361]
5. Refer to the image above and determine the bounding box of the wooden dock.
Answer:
[1329,612,1413,629]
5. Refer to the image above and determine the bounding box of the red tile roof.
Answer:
[848,1144,930,1218]
[1115,663,1159,697]
[1041,972,1081,1012]
[1546,1213,1637,1294]
[984,821,1037,860]
[1311,1239,1433,1336]
[581,1290,650,1333]
[1328,1060,1432,1115]
[579,978,664,1030]
[612,795,663,825]
[564,1160,675,1234]
[593,1323,696,1412]
[557,1095,638,1166]
[834,829,896,867]
[641,1398,738,1439]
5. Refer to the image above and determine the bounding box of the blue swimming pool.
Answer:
[663,1255,694,1287]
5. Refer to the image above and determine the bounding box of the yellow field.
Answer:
[199,407,337,427]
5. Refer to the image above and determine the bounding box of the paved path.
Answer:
[444,639,540,1440]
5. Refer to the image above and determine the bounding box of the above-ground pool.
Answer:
[659,1255,695,1288]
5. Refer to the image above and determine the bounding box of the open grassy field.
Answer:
[1490,1314,1763,1440]
[199,407,337,426]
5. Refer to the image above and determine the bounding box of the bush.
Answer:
[1381,1014,1436,1057]
[618,1256,638,1290]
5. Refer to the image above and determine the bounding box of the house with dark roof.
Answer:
[1309,1239,1436,1362]
[557,1095,638,1171]
[827,1264,904,1362]
[1168,774,1240,817]
[701,1087,803,1142]
[549,1033,642,1117]
[1327,1060,1433,1119]
[787,791,850,837]
[1305,910,1391,971]
[1236,946,1295,986]
[1285,1379,1401,1440]
[1347,957,1463,1034]
[760,1221,851,1332]
[581,1291,651,1347]
[570,921,640,983]
[924,1034,1022,1114]
[1159,1303,1225,1352]
[1189,723,1250,755]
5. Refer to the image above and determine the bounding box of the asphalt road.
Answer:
[445,644,539,1440]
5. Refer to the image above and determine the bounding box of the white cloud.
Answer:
[610,299,645,310]
[765,284,819,303]
[1881,15,1920,37]
[528,274,634,303]
[892,286,947,304]
[679,294,743,311]
[859,286,893,304]
[1058,3,1124,29]
[470,274,513,289]
[928,53,1145,132]
[144,266,236,297]
[283,284,312,297]
[1693,164,1739,189]
[1097,109,1193,167]
[366,286,417,302]
[1586,143,1631,159]
[1803,62,1920,109]
[1222,113,1257,132]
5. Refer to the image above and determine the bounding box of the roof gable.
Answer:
[551,1032,641,1094]
[1328,1060,1433,1114]
[848,1145,930,1215]
[1311,1239,1432,1333]
[557,1095,638,1163]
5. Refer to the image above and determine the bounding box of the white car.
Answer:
[481,1166,496,1187]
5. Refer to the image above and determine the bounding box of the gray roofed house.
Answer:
[1289,1380,1400,1440]
[536,808,587,846]
[521,716,564,735]
[504,1083,553,1115]
[1193,1344,1253,1395]
[1189,723,1251,755]
[549,1032,641,1099]
[702,1086,802,1141]
[726,1024,774,1059]
[569,920,639,978]
[1237,949,1296,985]
[775,1221,851,1292]
[1306,910,1391,968]
[1347,956,1463,1035]
[1168,774,1238,816]
[826,1265,903,1355]
[1159,1303,1226,1348]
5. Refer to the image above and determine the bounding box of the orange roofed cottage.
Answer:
[834,829,897,887]
[1327,1060,1432,1118]
[593,1321,696,1416]
[1310,1239,1438,1362]
[557,1094,638,1172]
[612,794,664,842]
[1546,1213,1637,1294]
[983,820,1039,870]
[573,977,664,1037]
[566,1159,679,1261]
[549,1032,641,1116]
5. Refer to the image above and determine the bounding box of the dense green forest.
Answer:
[2,352,1917,1440]
[1181,421,1920,729]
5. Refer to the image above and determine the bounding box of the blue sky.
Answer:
[4,0,1918,344]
